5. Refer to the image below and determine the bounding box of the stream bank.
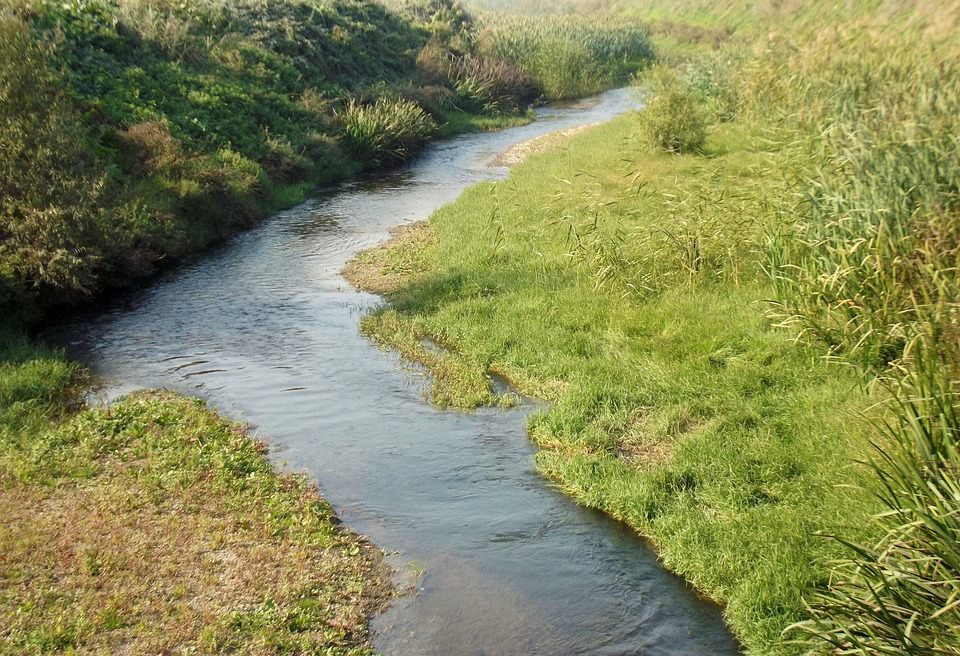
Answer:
[46,89,741,655]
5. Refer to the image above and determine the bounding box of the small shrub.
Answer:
[636,63,708,154]
[337,97,436,169]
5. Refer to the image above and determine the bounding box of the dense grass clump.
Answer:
[736,27,960,655]
[338,97,437,168]
[789,347,960,654]
[634,63,707,153]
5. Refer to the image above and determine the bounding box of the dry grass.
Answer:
[342,221,437,296]
[0,391,392,655]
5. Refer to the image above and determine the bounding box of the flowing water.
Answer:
[50,90,741,655]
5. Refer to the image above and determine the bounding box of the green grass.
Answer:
[355,8,960,652]
[0,324,391,655]
[356,116,882,654]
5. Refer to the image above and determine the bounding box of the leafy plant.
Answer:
[635,63,708,154]
[337,97,436,168]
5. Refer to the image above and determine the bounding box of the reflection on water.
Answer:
[49,90,741,655]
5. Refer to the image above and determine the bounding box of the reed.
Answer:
[478,13,653,99]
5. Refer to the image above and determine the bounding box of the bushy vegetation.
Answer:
[634,63,707,153]
[338,97,437,168]
[743,27,960,655]
[0,0,654,320]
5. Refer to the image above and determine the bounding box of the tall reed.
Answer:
[478,13,653,99]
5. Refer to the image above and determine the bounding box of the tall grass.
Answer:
[337,97,436,168]
[760,32,960,371]
[741,27,960,653]
[478,13,653,99]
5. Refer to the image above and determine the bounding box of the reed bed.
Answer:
[478,13,653,99]
[741,28,960,654]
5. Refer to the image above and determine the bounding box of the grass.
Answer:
[0,0,653,318]
[0,326,392,654]
[350,6,960,652]
[349,116,882,654]
[479,12,654,99]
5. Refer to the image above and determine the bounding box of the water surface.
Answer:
[51,90,741,655]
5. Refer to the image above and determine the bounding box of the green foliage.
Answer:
[635,63,708,153]
[0,10,106,306]
[736,26,960,655]
[417,42,541,113]
[760,32,960,371]
[479,13,654,99]
[789,345,960,654]
[338,97,437,168]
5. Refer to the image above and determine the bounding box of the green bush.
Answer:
[337,97,436,168]
[636,63,708,153]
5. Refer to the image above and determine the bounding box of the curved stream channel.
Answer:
[50,90,741,655]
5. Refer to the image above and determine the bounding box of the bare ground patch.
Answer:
[490,124,600,167]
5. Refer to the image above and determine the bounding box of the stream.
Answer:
[49,89,741,655]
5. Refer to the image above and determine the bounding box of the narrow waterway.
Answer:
[50,90,741,655]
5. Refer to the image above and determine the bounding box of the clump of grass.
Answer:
[741,26,960,653]
[635,63,708,153]
[337,97,437,169]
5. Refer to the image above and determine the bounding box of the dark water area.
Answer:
[48,90,742,655]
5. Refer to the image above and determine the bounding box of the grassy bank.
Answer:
[350,117,881,653]
[0,0,653,320]
[347,6,960,652]
[0,326,391,654]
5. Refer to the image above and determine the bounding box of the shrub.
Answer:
[636,63,708,154]
[418,44,540,113]
[337,97,436,168]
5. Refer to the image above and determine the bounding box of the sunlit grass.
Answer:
[0,327,391,654]
[355,116,881,653]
